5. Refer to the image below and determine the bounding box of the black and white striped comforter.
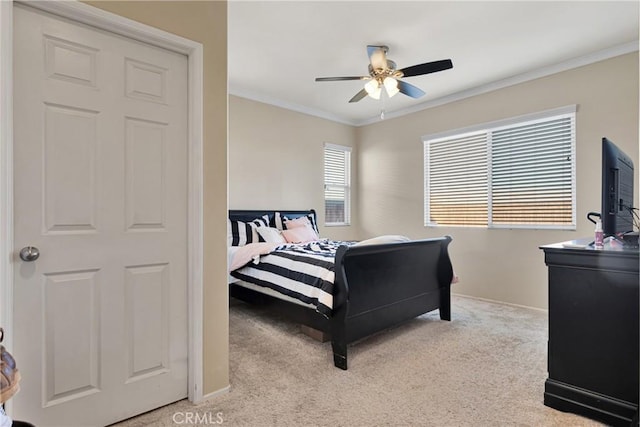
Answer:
[230,239,354,317]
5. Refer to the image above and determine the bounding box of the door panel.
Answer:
[124,263,170,382]
[44,104,99,233]
[13,5,188,426]
[43,269,101,407]
[125,117,167,230]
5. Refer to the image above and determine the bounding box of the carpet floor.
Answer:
[114,295,604,427]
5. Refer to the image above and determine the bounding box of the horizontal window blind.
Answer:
[491,116,574,226]
[424,109,575,229]
[324,144,351,225]
[426,132,488,226]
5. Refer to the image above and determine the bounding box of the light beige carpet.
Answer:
[114,295,603,427]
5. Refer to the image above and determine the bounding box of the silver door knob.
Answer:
[19,246,40,262]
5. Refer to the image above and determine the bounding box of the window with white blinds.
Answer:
[427,131,488,226]
[324,143,351,225]
[424,110,576,229]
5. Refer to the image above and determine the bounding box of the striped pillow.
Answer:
[228,215,269,246]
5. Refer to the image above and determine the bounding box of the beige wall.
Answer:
[358,53,639,309]
[229,96,359,241]
[229,54,638,310]
[85,1,229,395]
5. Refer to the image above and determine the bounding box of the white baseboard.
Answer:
[452,292,548,314]
[197,384,231,404]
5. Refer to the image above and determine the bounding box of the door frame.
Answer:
[0,0,205,404]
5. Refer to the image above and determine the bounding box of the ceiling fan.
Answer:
[315,45,453,103]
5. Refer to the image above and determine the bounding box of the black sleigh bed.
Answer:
[228,209,454,370]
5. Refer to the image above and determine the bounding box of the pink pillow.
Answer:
[284,216,310,229]
[282,224,319,243]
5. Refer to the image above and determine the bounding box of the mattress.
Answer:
[229,240,354,317]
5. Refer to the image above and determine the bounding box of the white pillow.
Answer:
[257,226,287,244]
[353,235,411,246]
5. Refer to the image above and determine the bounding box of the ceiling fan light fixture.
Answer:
[383,77,399,98]
[314,45,453,104]
[364,79,381,100]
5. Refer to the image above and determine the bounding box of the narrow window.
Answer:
[324,143,351,226]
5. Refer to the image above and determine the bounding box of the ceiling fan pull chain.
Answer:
[380,90,387,120]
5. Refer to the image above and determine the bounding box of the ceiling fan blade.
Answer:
[315,76,367,82]
[399,59,453,78]
[397,80,425,99]
[367,45,388,70]
[349,88,368,103]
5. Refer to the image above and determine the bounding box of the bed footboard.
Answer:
[331,236,454,370]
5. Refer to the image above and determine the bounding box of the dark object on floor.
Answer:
[0,328,20,404]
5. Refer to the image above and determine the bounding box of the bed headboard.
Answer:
[228,209,317,229]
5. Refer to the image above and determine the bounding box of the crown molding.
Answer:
[228,86,358,126]
[356,40,639,126]
[231,40,638,128]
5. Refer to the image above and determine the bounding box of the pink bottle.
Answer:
[594,219,604,249]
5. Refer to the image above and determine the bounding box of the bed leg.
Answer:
[331,340,348,370]
[440,288,451,321]
[330,301,348,369]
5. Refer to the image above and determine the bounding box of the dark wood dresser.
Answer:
[541,240,638,426]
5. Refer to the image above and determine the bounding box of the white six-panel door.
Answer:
[12,4,188,426]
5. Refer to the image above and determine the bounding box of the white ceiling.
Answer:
[228,1,639,126]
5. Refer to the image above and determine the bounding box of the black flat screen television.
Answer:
[601,137,635,237]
